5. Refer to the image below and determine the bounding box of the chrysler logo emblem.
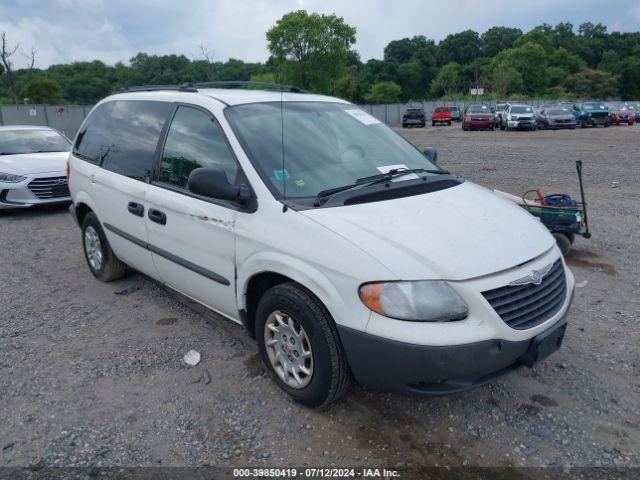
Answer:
[509,263,553,286]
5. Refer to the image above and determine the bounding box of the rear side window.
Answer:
[158,106,240,189]
[74,100,172,181]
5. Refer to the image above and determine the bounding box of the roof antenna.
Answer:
[280,83,288,212]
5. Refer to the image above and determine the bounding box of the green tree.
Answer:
[430,62,461,98]
[266,10,356,93]
[619,56,640,99]
[598,50,621,73]
[481,27,522,57]
[549,47,585,74]
[489,66,523,97]
[20,75,62,103]
[364,81,401,103]
[493,42,548,96]
[566,68,618,98]
[437,30,481,66]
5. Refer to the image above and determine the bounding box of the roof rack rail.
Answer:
[193,81,308,93]
[118,83,198,93]
[117,81,308,94]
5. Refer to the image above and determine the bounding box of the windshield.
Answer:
[226,102,439,199]
[583,103,605,111]
[434,107,450,113]
[467,105,490,113]
[0,129,70,155]
[511,106,532,114]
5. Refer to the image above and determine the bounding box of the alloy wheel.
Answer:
[263,310,314,389]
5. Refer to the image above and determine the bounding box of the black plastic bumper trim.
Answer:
[337,318,567,397]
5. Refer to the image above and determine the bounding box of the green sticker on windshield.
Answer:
[273,169,290,181]
[294,179,306,187]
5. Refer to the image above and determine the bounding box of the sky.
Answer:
[1,0,640,68]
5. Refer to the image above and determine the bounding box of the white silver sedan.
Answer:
[0,125,72,209]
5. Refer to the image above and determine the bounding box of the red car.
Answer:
[609,106,635,125]
[462,104,495,131]
[431,107,452,126]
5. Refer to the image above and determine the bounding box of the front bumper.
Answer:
[549,120,576,129]
[0,172,70,209]
[403,118,425,126]
[507,119,535,129]
[465,120,493,128]
[339,316,568,396]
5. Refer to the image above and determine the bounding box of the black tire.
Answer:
[81,212,128,282]
[255,283,351,408]
[432,121,435,126]
[553,233,572,256]
[580,119,588,128]
[447,120,452,126]
[500,122,505,130]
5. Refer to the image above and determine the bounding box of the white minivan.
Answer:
[68,83,574,407]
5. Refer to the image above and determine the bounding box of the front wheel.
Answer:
[81,212,127,282]
[256,283,351,408]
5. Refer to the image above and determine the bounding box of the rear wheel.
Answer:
[553,233,572,256]
[82,212,127,282]
[432,121,436,126]
[256,283,351,408]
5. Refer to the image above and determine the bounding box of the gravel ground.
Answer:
[1,124,639,475]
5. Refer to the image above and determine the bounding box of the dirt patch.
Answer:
[530,394,559,407]
[565,249,617,276]
[244,353,264,378]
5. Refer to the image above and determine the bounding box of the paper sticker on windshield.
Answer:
[376,164,419,181]
[344,109,381,125]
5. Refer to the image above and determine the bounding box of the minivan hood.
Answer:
[0,151,68,175]
[300,181,555,281]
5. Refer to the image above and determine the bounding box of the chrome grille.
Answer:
[482,259,566,330]
[28,176,70,199]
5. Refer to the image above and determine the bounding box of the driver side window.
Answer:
[159,106,239,190]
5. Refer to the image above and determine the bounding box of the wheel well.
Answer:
[243,272,294,339]
[75,203,92,226]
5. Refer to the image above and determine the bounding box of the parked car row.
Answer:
[403,101,640,131]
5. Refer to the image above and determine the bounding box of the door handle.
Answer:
[127,202,144,217]
[148,208,167,225]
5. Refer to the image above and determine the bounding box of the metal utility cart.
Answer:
[520,160,591,254]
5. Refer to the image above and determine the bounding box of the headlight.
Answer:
[0,172,26,183]
[359,281,468,322]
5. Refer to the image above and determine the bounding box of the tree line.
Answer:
[1,11,640,105]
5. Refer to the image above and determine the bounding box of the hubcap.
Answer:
[264,310,313,389]
[84,226,103,271]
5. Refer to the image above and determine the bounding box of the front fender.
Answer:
[236,251,368,331]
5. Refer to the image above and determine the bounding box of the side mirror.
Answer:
[423,147,438,164]
[187,167,251,204]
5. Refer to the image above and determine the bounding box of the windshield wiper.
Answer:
[313,167,449,207]
[356,167,449,185]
